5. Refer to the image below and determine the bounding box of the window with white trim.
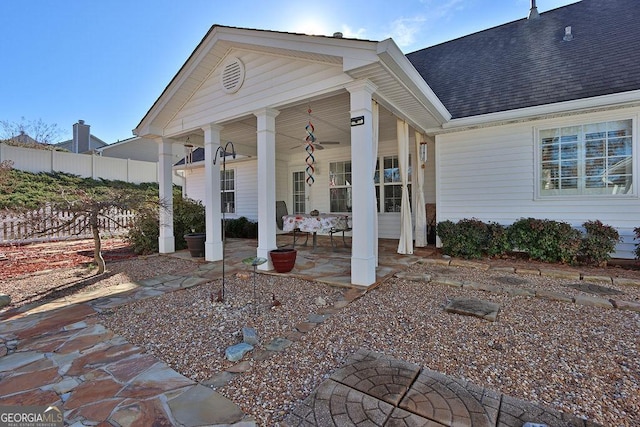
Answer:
[329,161,352,212]
[374,155,412,212]
[539,119,633,196]
[220,169,235,213]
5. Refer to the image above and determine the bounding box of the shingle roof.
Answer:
[406,0,640,119]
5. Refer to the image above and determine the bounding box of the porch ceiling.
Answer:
[173,91,400,157]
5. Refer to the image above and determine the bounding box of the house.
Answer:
[134,0,640,286]
[56,120,108,153]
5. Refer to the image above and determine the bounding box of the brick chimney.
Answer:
[72,120,90,153]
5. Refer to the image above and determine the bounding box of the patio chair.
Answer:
[276,200,309,248]
[329,215,352,249]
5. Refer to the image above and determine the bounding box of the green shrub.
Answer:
[579,220,620,265]
[435,218,487,259]
[224,217,258,238]
[173,197,206,249]
[635,227,640,260]
[507,217,581,263]
[126,195,205,254]
[486,222,510,257]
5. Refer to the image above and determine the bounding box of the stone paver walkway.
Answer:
[2,237,633,425]
[284,349,600,427]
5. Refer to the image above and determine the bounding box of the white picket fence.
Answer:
[0,207,136,244]
[0,143,159,184]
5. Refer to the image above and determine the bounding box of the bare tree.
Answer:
[0,117,65,148]
[17,187,159,274]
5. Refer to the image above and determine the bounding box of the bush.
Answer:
[225,217,258,238]
[173,197,206,249]
[579,220,620,265]
[435,218,486,259]
[507,217,581,263]
[486,222,510,257]
[126,195,205,254]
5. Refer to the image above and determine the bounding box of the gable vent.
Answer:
[220,57,245,94]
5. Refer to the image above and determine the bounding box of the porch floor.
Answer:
[171,234,436,288]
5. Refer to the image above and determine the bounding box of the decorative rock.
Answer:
[307,314,329,323]
[573,294,614,309]
[613,277,640,288]
[539,268,581,280]
[566,282,623,296]
[226,361,252,373]
[582,275,612,285]
[202,371,237,389]
[314,296,327,306]
[610,299,640,312]
[462,281,503,294]
[225,343,254,362]
[265,337,292,352]
[515,268,540,276]
[445,298,500,321]
[505,287,536,297]
[450,259,490,270]
[0,294,11,308]
[394,272,432,282]
[535,290,574,303]
[418,257,450,266]
[432,278,463,288]
[242,327,259,346]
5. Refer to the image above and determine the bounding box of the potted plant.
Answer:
[269,248,297,273]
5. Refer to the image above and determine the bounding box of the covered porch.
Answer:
[133,26,449,287]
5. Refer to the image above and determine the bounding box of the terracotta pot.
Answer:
[184,233,206,257]
[269,248,297,273]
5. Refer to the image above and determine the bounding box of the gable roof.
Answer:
[406,0,640,119]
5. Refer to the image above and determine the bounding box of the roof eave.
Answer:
[427,89,640,134]
[376,39,451,125]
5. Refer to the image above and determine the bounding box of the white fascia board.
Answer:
[217,26,379,66]
[376,39,451,124]
[436,89,640,133]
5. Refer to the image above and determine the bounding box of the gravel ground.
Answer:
[2,243,639,426]
[95,260,640,427]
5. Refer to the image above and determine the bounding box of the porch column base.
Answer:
[205,241,223,262]
[257,247,274,271]
[159,236,175,254]
[351,256,376,286]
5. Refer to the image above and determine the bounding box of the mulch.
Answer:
[0,239,137,281]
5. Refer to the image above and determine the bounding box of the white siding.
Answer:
[436,108,640,258]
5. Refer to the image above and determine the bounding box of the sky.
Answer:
[1,0,579,145]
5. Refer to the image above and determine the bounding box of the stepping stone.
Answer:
[395,272,432,282]
[400,368,500,427]
[0,294,11,308]
[496,276,530,286]
[445,298,500,321]
[330,351,421,406]
[307,314,329,324]
[565,282,623,296]
[283,379,394,426]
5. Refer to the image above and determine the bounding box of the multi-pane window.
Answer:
[292,171,306,214]
[329,161,352,212]
[374,156,412,212]
[220,169,235,213]
[540,120,633,196]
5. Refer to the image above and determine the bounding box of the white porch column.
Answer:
[158,137,175,253]
[203,124,223,261]
[255,108,280,270]
[347,80,377,286]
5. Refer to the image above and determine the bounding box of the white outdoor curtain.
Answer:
[397,119,413,254]
[371,101,379,266]
[414,131,427,247]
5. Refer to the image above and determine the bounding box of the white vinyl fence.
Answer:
[0,144,158,184]
[0,207,136,244]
